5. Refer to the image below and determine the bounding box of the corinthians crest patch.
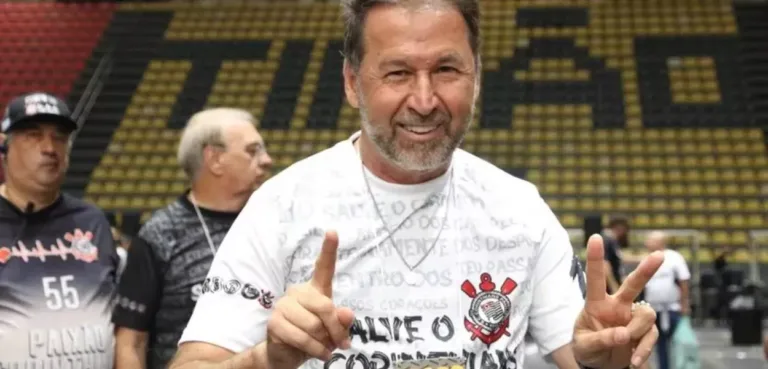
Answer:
[461,273,517,346]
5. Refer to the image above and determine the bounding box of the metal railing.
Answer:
[71,45,115,137]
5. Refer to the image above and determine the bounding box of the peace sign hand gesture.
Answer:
[572,234,665,369]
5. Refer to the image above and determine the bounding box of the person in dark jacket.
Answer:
[602,215,631,294]
[0,92,119,367]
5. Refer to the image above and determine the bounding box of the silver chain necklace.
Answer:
[189,193,218,256]
[360,158,453,286]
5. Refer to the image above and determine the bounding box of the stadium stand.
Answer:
[0,2,115,111]
[0,1,764,262]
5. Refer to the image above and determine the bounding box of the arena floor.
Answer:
[524,327,768,369]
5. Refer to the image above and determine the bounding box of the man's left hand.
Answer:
[572,234,665,369]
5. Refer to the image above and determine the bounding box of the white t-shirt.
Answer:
[644,249,690,312]
[179,132,585,369]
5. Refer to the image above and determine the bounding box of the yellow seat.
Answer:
[153,182,170,194]
[731,248,751,263]
[741,184,758,195]
[137,182,153,194]
[632,183,648,195]
[725,199,742,211]
[597,198,613,211]
[561,183,577,195]
[728,215,746,228]
[113,197,129,209]
[172,182,186,193]
[710,215,727,228]
[723,184,740,195]
[634,199,650,211]
[144,168,159,180]
[745,200,760,211]
[159,169,175,180]
[758,169,768,182]
[87,181,103,195]
[615,184,631,195]
[711,231,730,245]
[579,198,596,211]
[580,183,596,195]
[671,199,686,211]
[652,214,670,228]
[148,197,166,209]
[747,215,764,228]
[691,215,707,228]
[561,198,578,211]
[707,199,724,211]
[561,214,580,228]
[651,199,667,211]
[546,198,561,210]
[634,214,651,228]
[96,197,114,210]
[671,214,689,228]
[104,182,119,194]
[118,182,136,194]
[541,182,560,195]
[130,197,147,209]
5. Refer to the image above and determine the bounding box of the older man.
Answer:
[0,92,119,367]
[170,1,663,369]
[643,231,691,369]
[112,108,272,369]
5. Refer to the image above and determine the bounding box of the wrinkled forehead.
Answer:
[361,3,475,63]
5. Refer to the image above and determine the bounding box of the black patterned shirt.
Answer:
[112,192,238,369]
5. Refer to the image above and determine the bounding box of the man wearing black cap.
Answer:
[0,92,119,367]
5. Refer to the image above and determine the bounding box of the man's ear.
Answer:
[343,60,360,108]
[203,145,223,176]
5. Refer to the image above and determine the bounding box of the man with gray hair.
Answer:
[112,107,272,369]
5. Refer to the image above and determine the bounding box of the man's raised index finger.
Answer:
[311,230,339,297]
[585,234,607,302]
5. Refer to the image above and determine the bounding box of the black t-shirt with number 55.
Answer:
[0,194,119,367]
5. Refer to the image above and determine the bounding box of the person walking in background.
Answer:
[712,245,733,325]
[0,92,119,367]
[112,108,272,369]
[602,215,631,294]
[643,231,691,369]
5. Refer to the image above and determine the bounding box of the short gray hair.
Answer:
[341,0,481,71]
[177,107,256,181]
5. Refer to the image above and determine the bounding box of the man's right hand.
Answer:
[266,230,355,369]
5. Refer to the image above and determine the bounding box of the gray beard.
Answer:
[357,100,473,173]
